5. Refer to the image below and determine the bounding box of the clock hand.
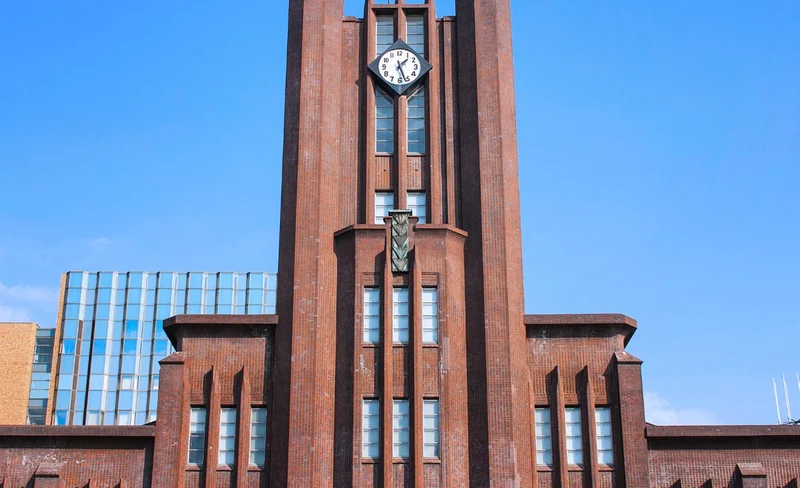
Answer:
[396,61,408,82]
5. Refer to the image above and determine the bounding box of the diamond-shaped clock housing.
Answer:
[368,39,432,96]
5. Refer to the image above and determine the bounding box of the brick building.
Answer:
[1,0,799,487]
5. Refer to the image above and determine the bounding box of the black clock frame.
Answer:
[368,39,432,96]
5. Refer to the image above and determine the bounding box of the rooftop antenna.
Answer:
[774,378,782,424]
[784,375,794,423]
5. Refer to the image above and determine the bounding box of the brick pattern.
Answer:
[3,3,800,488]
[648,427,800,488]
[0,322,38,425]
[0,426,154,487]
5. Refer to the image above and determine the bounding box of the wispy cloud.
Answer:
[0,281,59,325]
[89,237,114,248]
[644,391,719,425]
[0,304,33,322]
[0,282,59,303]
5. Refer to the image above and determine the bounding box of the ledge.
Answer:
[164,314,278,327]
[524,314,637,345]
[164,314,278,349]
[334,223,468,238]
[0,425,156,438]
[646,424,800,439]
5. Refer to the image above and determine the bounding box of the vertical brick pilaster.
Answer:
[581,367,599,488]
[528,376,539,488]
[425,6,443,224]
[613,352,649,488]
[397,9,410,212]
[411,253,424,488]
[152,353,187,488]
[382,230,395,488]
[205,366,220,488]
[272,0,344,486]
[236,367,251,488]
[455,0,533,484]
[550,367,568,488]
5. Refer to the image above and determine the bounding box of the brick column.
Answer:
[613,352,649,488]
[456,0,534,485]
[271,0,344,486]
[152,353,187,488]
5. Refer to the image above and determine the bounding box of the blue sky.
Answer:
[0,1,798,426]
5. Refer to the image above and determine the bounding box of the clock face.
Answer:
[377,49,422,86]
[368,39,432,96]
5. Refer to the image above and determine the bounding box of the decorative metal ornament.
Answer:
[390,210,412,273]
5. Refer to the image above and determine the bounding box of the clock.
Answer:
[368,39,432,96]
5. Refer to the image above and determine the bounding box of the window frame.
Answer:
[188,407,207,467]
[249,406,268,468]
[363,287,381,344]
[392,288,410,344]
[564,406,583,466]
[218,407,237,467]
[406,85,426,154]
[375,88,395,154]
[421,287,438,343]
[534,407,553,467]
[595,406,614,466]
[362,399,381,459]
[393,399,411,459]
[423,399,440,458]
[407,191,427,224]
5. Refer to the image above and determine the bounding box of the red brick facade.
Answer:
[1,1,799,487]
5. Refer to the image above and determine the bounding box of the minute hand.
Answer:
[396,61,408,82]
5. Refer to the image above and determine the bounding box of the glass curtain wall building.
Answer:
[27,328,55,425]
[53,271,277,426]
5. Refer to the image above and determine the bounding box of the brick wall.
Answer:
[648,426,800,488]
[0,322,38,425]
[0,426,154,487]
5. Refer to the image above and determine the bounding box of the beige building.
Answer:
[0,322,39,425]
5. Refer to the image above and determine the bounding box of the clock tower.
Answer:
[271,0,533,486]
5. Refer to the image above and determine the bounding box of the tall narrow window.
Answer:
[219,408,237,466]
[406,15,425,55]
[189,407,207,466]
[375,192,395,224]
[407,191,427,224]
[565,407,583,466]
[423,399,440,458]
[250,407,268,467]
[407,86,426,153]
[393,399,410,458]
[534,407,553,466]
[393,288,409,344]
[376,14,394,55]
[376,89,395,153]
[363,288,381,343]
[422,288,438,343]
[362,399,380,458]
[595,407,614,465]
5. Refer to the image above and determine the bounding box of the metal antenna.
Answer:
[784,375,793,422]
[774,378,782,424]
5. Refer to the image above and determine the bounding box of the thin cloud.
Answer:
[644,391,719,425]
[89,237,114,248]
[0,282,59,303]
[0,304,33,322]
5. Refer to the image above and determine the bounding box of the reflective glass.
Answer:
[68,272,85,287]
[67,287,82,304]
[97,288,112,303]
